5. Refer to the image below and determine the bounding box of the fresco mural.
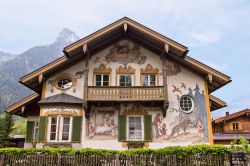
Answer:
[152,83,208,144]
[87,111,118,139]
[105,40,146,64]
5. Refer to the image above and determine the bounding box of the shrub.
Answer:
[0,144,230,156]
[230,136,249,151]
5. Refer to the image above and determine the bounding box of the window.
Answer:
[95,74,109,86]
[179,95,194,113]
[120,75,132,86]
[232,123,239,130]
[48,116,72,142]
[142,74,156,86]
[56,78,73,90]
[127,116,144,141]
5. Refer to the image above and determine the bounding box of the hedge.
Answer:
[0,144,231,156]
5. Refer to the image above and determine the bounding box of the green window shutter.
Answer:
[144,114,152,141]
[26,121,34,143]
[71,116,82,142]
[38,116,47,142]
[118,115,126,141]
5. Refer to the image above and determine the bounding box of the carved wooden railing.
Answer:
[87,86,164,101]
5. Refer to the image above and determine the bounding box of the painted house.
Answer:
[5,17,231,150]
[213,109,250,144]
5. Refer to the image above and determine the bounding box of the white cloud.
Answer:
[190,31,222,44]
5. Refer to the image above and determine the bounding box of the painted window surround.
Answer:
[47,116,73,142]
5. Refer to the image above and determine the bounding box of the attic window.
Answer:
[56,78,73,90]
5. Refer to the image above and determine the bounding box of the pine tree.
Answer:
[0,96,15,138]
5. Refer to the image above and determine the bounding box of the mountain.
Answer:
[0,28,79,110]
[0,51,17,65]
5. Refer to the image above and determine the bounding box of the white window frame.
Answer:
[126,115,144,141]
[47,116,72,142]
[142,74,156,86]
[94,74,110,86]
[179,95,194,114]
[119,74,134,86]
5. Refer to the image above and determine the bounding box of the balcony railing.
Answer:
[87,86,164,101]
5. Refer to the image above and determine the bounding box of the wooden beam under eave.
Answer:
[206,73,213,83]
[38,74,45,84]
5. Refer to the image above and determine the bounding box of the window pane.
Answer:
[142,75,148,86]
[96,75,101,81]
[50,133,56,140]
[126,75,132,85]
[135,117,141,123]
[120,75,125,86]
[103,75,109,82]
[150,75,155,82]
[96,81,101,86]
[120,82,125,86]
[63,125,70,132]
[62,133,69,140]
[51,125,57,132]
[103,81,109,86]
[51,117,57,125]
[64,117,70,124]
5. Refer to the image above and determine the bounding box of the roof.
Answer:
[213,109,250,123]
[209,95,227,111]
[213,133,250,140]
[5,93,40,113]
[64,17,188,56]
[38,93,83,105]
[18,17,231,95]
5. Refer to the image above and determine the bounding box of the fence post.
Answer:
[115,154,120,166]
[57,154,62,166]
[0,155,5,166]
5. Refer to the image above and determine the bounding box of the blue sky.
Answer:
[0,0,250,117]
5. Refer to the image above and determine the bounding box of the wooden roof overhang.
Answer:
[18,17,231,95]
[213,109,250,123]
[5,93,40,117]
[209,95,227,111]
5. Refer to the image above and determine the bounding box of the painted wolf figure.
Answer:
[170,119,192,137]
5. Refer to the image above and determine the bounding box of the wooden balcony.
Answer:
[87,86,165,101]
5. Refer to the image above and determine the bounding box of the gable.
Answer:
[18,17,230,96]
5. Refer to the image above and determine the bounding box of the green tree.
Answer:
[0,96,15,138]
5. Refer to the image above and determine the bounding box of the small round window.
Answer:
[56,78,73,90]
[179,95,194,113]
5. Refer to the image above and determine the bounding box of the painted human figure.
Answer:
[88,120,95,138]
[197,119,204,139]
[106,114,116,138]
[153,113,163,138]
[95,113,116,137]
[160,123,167,139]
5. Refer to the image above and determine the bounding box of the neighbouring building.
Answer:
[5,17,231,150]
[213,109,250,144]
